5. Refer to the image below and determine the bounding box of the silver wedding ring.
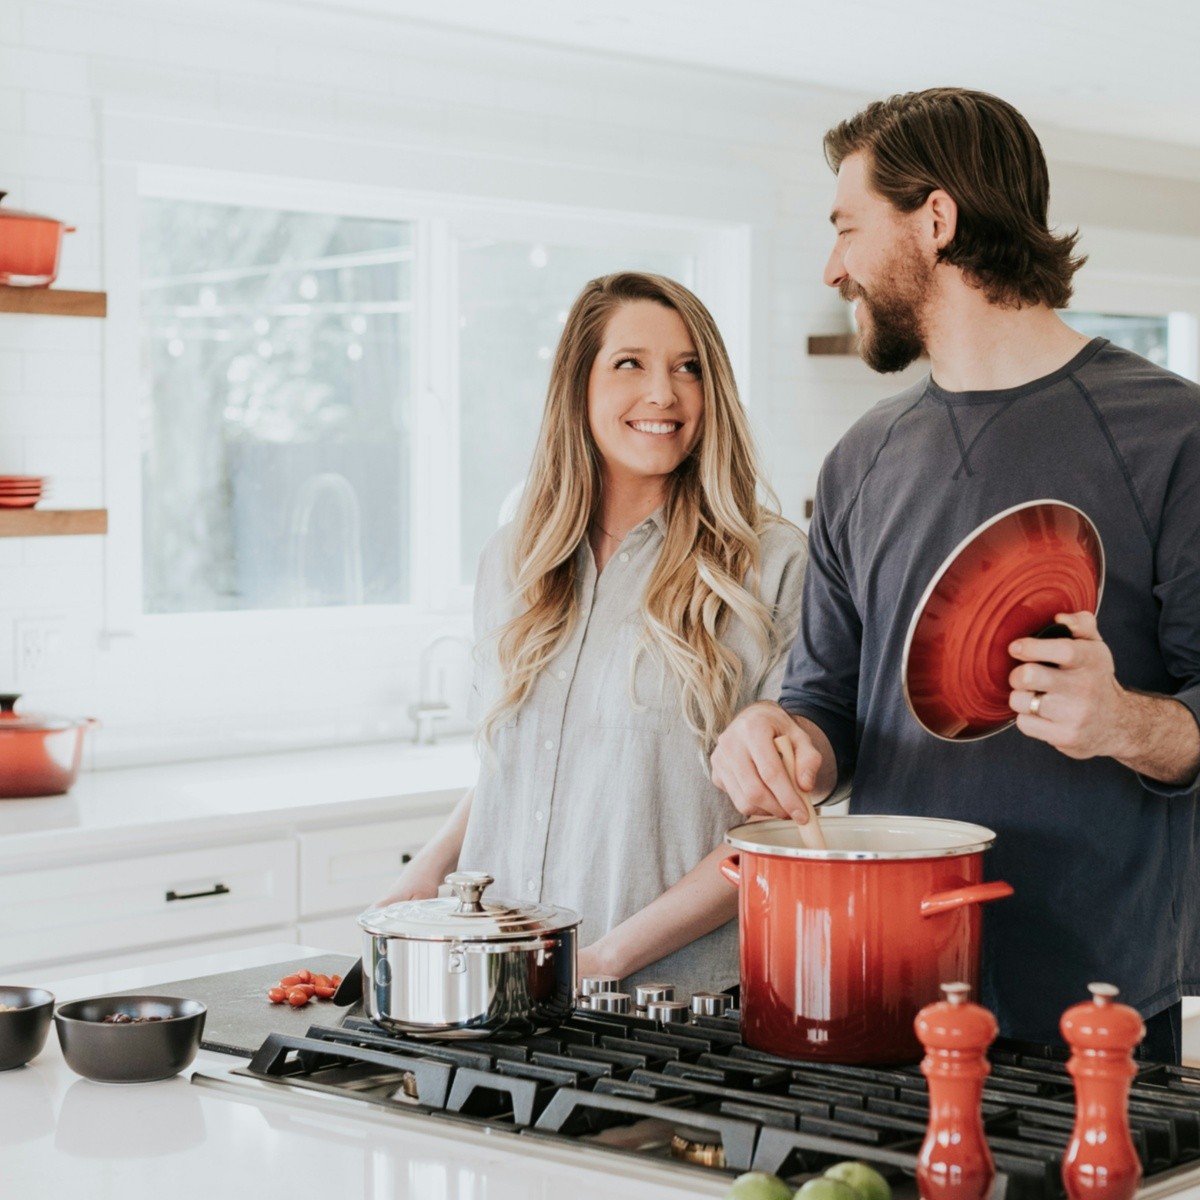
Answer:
[1029,692,1043,717]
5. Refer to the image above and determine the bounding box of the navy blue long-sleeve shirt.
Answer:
[780,338,1200,1044]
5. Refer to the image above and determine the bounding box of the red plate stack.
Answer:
[0,475,47,508]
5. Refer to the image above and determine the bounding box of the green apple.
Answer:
[823,1161,893,1200]
[726,1172,795,1200]
[794,1178,862,1200]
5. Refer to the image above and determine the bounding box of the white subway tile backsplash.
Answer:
[0,350,22,392]
[22,89,94,137]
[0,314,101,353]
[21,2,156,59]
[0,86,23,131]
[154,20,275,76]
[21,351,101,395]
[5,394,102,438]
[0,45,88,93]
[0,131,96,181]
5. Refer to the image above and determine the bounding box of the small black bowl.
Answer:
[0,986,55,1070]
[54,995,206,1083]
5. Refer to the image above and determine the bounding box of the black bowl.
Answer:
[54,995,206,1083]
[0,986,55,1070]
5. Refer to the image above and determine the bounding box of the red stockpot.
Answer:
[0,192,76,287]
[720,815,1013,1064]
[0,694,97,798]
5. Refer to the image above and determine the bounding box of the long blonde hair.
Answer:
[481,272,786,751]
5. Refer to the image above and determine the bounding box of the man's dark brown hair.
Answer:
[824,88,1086,309]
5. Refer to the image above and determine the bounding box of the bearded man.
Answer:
[712,88,1200,1060]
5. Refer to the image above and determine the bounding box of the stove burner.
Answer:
[670,1126,726,1168]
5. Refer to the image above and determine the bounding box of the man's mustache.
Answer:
[839,282,863,303]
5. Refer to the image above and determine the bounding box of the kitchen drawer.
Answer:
[0,838,297,972]
[298,811,451,918]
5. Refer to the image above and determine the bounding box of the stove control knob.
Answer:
[580,975,622,996]
[690,992,731,1017]
[634,982,675,1006]
[646,1000,690,1024]
[590,991,632,1014]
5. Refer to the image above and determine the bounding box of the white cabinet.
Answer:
[298,813,449,918]
[0,837,297,974]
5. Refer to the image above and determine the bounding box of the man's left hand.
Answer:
[1007,610,1129,760]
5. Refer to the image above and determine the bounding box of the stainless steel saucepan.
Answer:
[357,871,579,1039]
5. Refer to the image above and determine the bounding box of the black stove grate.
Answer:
[235,1008,1200,1200]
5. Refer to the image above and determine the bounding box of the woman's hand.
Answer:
[577,940,619,985]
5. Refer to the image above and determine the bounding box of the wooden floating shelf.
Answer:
[808,333,859,356]
[0,286,107,318]
[0,509,108,538]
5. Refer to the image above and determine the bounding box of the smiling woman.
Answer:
[376,272,809,1001]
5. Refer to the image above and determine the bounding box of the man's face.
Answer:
[824,153,934,374]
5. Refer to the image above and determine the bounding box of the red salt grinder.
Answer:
[915,981,998,1200]
[1061,982,1146,1200]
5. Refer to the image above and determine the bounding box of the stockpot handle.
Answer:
[920,880,1013,918]
[719,854,741,887]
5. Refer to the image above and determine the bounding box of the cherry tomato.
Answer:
[267,987,286,1004]
[331,975,342,987]
[296,969,313,984]
[312,974,331,989]
[280,973,302,988]
[313,984,335,999]
[286,988,310,1007]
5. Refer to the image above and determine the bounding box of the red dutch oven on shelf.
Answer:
[0,694,98,798]
[720,815,1013,1064]
[0,191,76,287]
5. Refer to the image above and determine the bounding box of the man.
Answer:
[711,88,1200,1060]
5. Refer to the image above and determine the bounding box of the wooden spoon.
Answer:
[773,735,827,850]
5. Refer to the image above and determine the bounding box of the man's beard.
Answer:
[841,245,933,374]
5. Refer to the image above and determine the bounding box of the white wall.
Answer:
[1,0,1199,767]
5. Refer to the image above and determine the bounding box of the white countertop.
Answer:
[4,945,731,1200]
[0,738,478,861]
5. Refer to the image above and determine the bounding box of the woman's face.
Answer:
[586,300,704,489]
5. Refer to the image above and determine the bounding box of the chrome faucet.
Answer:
[409,632,472,744]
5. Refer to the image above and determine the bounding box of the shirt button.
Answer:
[619,552,629,563]
[535,810,544,821]
[556,669,567,680]
[544,739,554,750]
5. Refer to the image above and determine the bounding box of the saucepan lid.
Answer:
[358,871,580,941]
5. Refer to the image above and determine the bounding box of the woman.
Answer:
[379,272,806,998]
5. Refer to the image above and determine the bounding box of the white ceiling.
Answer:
[305,0,1200,155]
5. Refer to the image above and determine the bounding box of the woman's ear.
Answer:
[927,188,958,251]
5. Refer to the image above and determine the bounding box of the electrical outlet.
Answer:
[15,618,66,688]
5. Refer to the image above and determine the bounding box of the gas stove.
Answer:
[192,1004,1200,1199]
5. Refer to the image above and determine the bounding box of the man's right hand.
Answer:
[710,700,831,823]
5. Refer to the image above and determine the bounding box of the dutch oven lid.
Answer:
[358,871,581,941]
[0,693,83,732]
[725,815,998,860]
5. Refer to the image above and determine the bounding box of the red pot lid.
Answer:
[901,499,1104,742]
[0,693,84,732]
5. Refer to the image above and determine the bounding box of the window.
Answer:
[1060,311,1170,365]
[133,175,741,620]
[140,201,414,614]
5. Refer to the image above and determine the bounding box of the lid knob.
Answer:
[444,871,494,913]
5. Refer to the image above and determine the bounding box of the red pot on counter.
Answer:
[0,694,97,797]
[720,815,1013,1064]
[0,192,76,287]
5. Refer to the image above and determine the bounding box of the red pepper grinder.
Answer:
[1061,982,1146,1200]
[915,981,998,1200]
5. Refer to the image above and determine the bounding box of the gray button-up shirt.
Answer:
[458,510,807,999]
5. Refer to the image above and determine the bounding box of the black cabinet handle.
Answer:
[401,853,413,864]
[165,883,231,902]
